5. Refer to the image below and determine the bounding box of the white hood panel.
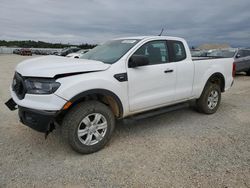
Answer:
[16,56,110,77]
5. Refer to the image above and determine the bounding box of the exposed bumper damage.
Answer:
[5,98,58,136]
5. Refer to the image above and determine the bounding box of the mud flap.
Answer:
[45,123,55,139]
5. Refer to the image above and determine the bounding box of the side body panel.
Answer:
[55,61,131,116]
[127,63,177,112]
[192,58,234,98]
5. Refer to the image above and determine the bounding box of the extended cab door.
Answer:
[167,40,194,100]
[127,40,177,112]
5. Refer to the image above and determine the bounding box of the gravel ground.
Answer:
[0,54,250,188]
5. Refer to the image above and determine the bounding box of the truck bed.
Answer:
[192,57,234,97]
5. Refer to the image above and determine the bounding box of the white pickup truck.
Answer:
[5,36,235,154]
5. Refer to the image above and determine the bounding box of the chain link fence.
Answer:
[0,47,62,54]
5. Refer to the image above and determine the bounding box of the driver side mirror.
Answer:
[128,55,149,68]
[236,54,241,58]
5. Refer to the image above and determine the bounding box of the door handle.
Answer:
[164,69,174,73]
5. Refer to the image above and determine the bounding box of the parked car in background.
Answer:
[32,49,61,55]
[66,49,89,58]
[234,49,250,75]
[191,49,208,57]
[53,51,59,55]
[207,48,250,75]
[206,48,237,58]
[13,49,20,54]
[19,48,32,56]
[58,47,81,56]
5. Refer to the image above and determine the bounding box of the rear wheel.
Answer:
[196,83,221,114]
[62,101,115,154]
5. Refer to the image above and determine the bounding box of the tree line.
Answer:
[0,40,96,49]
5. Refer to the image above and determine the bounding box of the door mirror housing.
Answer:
[128,55,149,68]
[236,54,241,58]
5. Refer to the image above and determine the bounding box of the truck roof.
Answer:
[115,35,185,41]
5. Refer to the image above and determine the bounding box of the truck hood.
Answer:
[16,56,110,78]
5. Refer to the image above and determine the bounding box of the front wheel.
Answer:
[196,83,221,114]
[62,101,115,154]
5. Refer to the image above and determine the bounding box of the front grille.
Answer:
[12,72,26,100]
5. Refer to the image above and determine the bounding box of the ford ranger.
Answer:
[5,36,235,154]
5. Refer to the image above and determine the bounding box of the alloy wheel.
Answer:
[207,90,219,110]
[77,113,108,145]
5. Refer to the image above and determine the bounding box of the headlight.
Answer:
[24,78,61,94]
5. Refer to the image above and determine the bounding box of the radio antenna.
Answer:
[158,28,164,36]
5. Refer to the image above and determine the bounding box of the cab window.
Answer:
[134,40,169,65]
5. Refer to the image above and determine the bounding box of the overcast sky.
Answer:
[1,0,250,46]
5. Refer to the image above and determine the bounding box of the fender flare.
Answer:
[69,89,124,117]
[202,72,225,94]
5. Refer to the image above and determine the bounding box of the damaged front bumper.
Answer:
[5,98,57,133]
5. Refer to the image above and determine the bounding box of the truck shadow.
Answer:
[110,107,197,143]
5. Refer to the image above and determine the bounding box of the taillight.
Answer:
[232,62,236,77]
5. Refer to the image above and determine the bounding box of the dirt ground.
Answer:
[0,54,250,188]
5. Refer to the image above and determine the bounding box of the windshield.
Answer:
[80,39,140,64]
[207,49,237,58]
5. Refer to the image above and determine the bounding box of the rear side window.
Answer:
[168,40,186,62]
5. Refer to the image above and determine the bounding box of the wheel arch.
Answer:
[203,72,225,93]
[67,89,124,118]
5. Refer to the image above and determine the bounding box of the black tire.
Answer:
[62,101,115,154]
[196,83,221,114]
